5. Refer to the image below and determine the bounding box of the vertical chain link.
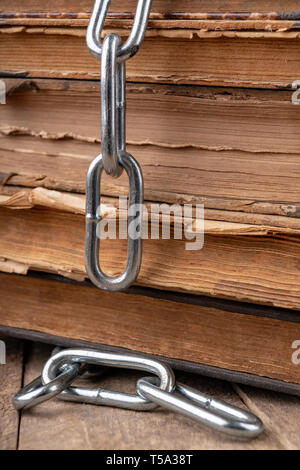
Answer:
[85,1,152,292]
[101,33,123,177]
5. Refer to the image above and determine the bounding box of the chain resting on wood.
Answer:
[13,348,264,439]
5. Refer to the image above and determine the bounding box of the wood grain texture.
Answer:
[1,29,300,87]
[1,79,300,215]
[0,337,23,450]
[233,384,300,450]
[17,342,300,450]
[1,273,300,385]
[2,1,300,30]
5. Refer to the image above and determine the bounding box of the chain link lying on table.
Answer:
[85,1,152,292]
[13,348,264,439]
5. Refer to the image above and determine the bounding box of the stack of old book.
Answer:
[1,0,300,394]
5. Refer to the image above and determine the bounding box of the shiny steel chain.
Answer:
[13,348,264,439]
[85,1,152,292]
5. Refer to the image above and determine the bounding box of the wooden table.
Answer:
[1,338,300,450]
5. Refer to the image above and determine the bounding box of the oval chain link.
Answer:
[85,151,143,292]
[42,349,175,411]
[85,1,151,291]
[13,362,81,410]
[136,377,264,439]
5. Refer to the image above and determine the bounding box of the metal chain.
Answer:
[13,348,264,439]
[101,34,125,178]
[16,2,264,439]
[85,1,152,292]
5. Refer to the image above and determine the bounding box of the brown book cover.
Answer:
[1,272,300,396]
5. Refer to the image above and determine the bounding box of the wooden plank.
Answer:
[0,337,23,450]
[1,29,300,88]
[18,341,300,450]
[1,273,300,385]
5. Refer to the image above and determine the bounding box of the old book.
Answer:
[1,4,300,394]
[1,77,300,309]
[1,272,300,395]
[1,79,300,219]
[2,1,300,31]
[1,8,300,87]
